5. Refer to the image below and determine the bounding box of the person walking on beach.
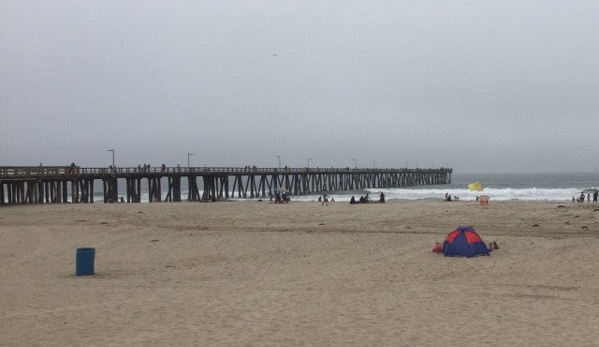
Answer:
[322,192,329,206]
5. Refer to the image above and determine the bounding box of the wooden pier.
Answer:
[0,166,452,204]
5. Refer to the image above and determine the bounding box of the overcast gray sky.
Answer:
[1,1,598,173]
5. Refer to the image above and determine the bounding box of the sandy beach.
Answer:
[1,200,599,346]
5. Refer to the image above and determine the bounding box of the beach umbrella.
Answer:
[468,182,483,191]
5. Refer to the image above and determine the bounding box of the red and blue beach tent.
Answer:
[443,226,489,258]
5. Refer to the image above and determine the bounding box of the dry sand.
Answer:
[1,200,599,347]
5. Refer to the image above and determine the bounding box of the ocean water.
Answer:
[272,172,599,203]
[363,172,599,202]
[98,172,599,203]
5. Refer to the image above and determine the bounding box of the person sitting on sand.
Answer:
[350,196,356,204]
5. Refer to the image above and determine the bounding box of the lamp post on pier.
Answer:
[187,153,194,168]
[107,149,115,168]
[276,155,281,169]
[107,149,115,176]
[352,159,357,169]
[308,158,312,168]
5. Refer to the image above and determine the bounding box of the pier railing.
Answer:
[1,166,450,177]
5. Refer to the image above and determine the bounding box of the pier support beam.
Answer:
[126,178,142,203]
[103,178,118,203]
[148,177,162,202]
[188,176,200,201]
[165,176,181,202]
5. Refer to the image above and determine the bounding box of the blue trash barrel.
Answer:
[76,248,96,276]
